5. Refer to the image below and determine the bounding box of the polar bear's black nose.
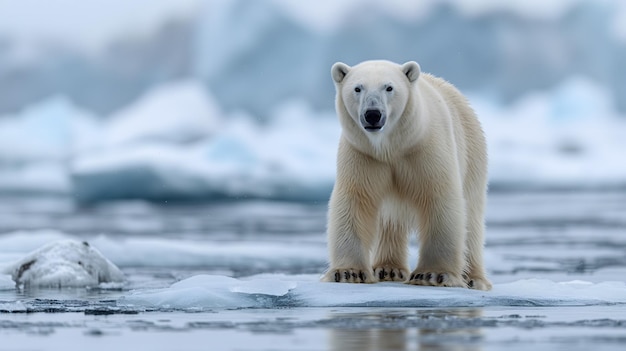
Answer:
[364,109,382,125]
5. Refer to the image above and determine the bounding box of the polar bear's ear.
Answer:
[331,62,350,84]
[402,61,420,83]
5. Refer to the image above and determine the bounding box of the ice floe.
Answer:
[1,239,125,288]
[0,230,625,309]
[123,274,626,310]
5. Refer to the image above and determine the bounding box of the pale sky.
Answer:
[0,0,199,52]
[0,0,623,54]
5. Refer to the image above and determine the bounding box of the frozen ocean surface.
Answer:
[1,191,626,350]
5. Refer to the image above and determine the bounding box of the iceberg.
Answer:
[1,76,626,201]
[104,80,221,147]
[71,96,339,202]
[0,95,99,162]
[476,77,626,189]
[0,0,625,201]
[0,96,99,195]
[71,77,626,202]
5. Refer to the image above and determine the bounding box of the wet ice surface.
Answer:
[1,191,626,350]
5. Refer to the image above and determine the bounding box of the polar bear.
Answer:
[323,60,491,290]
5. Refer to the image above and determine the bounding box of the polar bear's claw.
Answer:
[464,276,492,291]
[407,271,465,288]
[324,268,374,283]
[373,266,409,282]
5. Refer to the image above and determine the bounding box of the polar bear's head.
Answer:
[331,60,420,134]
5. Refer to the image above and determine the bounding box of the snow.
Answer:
[124,273,626,310]
[1,239,125,288]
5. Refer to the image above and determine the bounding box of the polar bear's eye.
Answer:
[386,86,393,92]
[354,87,361,93]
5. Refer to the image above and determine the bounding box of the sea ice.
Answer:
[124,274,297,309]
[123,274,626,310]
[2,239,125,288]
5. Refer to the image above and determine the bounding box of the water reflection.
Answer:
[328,309,483,351]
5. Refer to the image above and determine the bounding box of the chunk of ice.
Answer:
[4,240,125,288]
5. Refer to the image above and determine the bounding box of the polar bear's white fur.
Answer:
[323,60,491,290]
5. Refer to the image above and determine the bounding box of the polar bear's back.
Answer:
[419,72,488,194]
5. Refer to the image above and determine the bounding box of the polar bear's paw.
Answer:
[407,271,466,288]
[323,268,375,283]
[464,275,492,291]
[373,266,409,282]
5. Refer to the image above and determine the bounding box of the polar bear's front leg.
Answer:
[372,218,410,282]
[407,193,467,288]
[322,188,379,283]
[322,139,390,284]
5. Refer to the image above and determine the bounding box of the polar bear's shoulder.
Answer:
[418,72,471,110]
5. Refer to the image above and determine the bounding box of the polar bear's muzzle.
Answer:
[362,109,386,132]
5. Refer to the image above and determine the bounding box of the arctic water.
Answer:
[1,190,626,351]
